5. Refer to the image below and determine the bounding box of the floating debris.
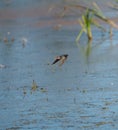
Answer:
[53,24,62,30]
[7,32,10,35]
[40,87,47,93]
[31,80,38,91]
[102,107,108,110]
[3,37,8,43]
[11,37,15,42]
[21,37,28,47]
[3,32,15,43]
[82,89,87,93]
[23,88,27,95]
[0,64,6,68]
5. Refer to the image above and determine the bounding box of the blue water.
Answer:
[0,0,118,130]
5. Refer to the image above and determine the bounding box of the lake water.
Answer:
[0,0,118,130]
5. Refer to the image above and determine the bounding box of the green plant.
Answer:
[76,9,104,42]
[62,3,118,42]
[56,2,118,42]
[71,3,118,42]
[31,80,38,91]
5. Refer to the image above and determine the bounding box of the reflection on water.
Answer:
[0,0,118,130]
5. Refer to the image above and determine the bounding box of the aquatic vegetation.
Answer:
[76,9,106,42]
[108,0,118,10]
[60,2,118,42]
[31,80,47,93]
[31,80,38,91]
[76,10,93,41]
[75,3,118,42]
[95,121,112,127]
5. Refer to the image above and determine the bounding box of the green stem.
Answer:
[76,28,84,43]
[87,23,92,40]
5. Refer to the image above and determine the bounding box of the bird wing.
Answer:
[52,58,60,65]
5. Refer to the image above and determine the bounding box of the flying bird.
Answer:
[52,54,68,66]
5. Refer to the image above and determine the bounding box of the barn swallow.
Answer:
[52,54,68,66]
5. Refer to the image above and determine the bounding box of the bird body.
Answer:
[52,54,68,66]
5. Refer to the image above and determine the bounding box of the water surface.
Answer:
[0,0,118,130]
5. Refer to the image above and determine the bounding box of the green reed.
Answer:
[72,3,118,42]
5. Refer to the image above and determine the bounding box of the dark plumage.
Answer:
[52,54,68,66]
